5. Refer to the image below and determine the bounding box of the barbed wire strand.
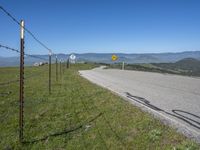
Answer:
[0,44,48,61]
[0,5,52,53]
[0,69,49,86]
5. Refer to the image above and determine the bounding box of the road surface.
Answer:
[79,67,200,143]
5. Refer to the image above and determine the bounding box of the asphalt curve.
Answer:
[79,67,200,143]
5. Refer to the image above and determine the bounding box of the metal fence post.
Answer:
[62,61,64,74]
[19,20,25,143]
[60,60,62,79]
[49,53,52,94]
[67,58,69,69]
[56,55,58,81]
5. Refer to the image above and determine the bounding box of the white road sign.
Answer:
[70,54,76,60]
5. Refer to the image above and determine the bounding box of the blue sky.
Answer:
[0,0,200,56]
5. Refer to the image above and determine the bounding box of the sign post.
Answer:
[122,61,125,70]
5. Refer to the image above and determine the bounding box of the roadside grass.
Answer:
[108,62,200,77]
[108,63,183,75]
[0,64,199,149]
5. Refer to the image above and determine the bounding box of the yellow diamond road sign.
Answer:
[112,55,118,61]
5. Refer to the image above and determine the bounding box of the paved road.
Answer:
[79,67,200,142]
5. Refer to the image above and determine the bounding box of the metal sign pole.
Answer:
[122,61,125,70]
[19,20,25,143]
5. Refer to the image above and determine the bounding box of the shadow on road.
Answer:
[125,92,200,130]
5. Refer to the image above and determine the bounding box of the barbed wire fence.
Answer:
[0,5,124,149]
[0,5,66,143]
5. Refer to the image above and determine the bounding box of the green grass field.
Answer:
[108,63,181,75]
[0,64,199,150]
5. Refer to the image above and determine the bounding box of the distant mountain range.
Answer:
[152,58,200,76]
[109,57,200,77]
[1,51,200,67]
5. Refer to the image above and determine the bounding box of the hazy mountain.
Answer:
[152,58,200,76]
[153,58,200,71]
[75,51,200,63]
[1,51,200,67]
[133,55,161,63]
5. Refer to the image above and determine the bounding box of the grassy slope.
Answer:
[152,58,200,76]
[108,63,180,75]
[108,58,200,77]
[0,64,199,150]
